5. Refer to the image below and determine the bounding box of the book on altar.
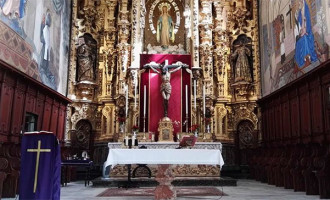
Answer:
[179,135,197,148]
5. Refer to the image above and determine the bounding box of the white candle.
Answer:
[185,85,188,115]
[143,85,146,117]
[125,85,128,117]
[194,80,196,110]
[134,86,137,109]
[132,135,136,146]
[151,133,155,141]
[203,85,205,116]
[125,136,128,146]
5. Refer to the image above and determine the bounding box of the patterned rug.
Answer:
[97,187,226,197]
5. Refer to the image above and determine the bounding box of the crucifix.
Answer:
[286,4,293,29]
[27,140,51,193]
[144,60,188,117]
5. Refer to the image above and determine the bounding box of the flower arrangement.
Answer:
[204,117,211,125]
[172,120,181,128]
[189,124,199,132]
[118,117,126,124]
[132,125,139,132]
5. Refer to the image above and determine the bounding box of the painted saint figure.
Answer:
[294,0,317,68]
[144,61,187,117]
[40,9,56,89]
[231,41,252,83]
[156,4,175,47]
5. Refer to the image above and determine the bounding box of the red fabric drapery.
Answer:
[139,54,191,136]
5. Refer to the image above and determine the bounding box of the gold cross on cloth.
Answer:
[27,140,51,193]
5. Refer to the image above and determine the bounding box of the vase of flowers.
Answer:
[190,124,199,137]
[132,125,139,134]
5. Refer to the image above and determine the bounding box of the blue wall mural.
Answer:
[0,0,71,95]
[260,0,330,96]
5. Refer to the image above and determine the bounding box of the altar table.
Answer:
[104,149,224,168]
[104,142,224,178]
[104,149,224,200]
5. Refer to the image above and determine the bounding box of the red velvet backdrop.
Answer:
[140,54,191,137]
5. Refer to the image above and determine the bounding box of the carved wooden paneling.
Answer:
[261,107,268,142]
[289,95,300,142]
[269,103,275,141]
[49,100,59,134]
[57,104,66,141]
[42,98,52,130]
[309,78,324,141]
[0,83,14,137]
[10,89,25,136]
[281,93,291,141]
[259,60,330,146]
[323,84,330,143]
[35,94,45,131]
[275,98,282,142]
[25,93,36,113]
[299,91,311,141]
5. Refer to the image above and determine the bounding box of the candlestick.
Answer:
[185,85,188,115]
[143,85,146,117]
[203,85,205,116]
[194,80,196,110]
[125,85,128,117]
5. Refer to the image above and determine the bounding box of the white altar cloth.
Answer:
[104,149,224,169]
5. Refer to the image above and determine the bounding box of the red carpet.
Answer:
[97,187,226,197]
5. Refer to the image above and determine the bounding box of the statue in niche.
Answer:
[77,35,97,82]
[157,3,175,47]
[231,40,252,83]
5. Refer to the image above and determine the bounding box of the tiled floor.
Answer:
[3,179,324,200]
[61,179,322,200]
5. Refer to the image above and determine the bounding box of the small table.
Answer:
[61,159,93,186]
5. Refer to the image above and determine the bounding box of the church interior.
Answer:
[0,0,330,199]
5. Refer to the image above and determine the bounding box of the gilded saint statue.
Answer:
[144,61,188,117]
[157,3,175,47]
[77,36,97,82]
[231,41,252,82]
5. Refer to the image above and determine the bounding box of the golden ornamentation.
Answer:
[158,117,174,141]
[109,164,220,177]
[66,0,261,147]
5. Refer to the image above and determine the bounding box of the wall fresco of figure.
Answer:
[260,0,330,96]
[0,0,71,95]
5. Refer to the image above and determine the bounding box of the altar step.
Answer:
[92,176,237,187]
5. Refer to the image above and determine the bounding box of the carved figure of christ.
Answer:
[144,60,188,117]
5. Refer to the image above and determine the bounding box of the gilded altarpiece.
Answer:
[66,0,261,173]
